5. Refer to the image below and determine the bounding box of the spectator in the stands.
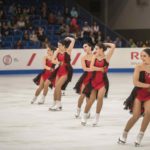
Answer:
[1,0,134,49]
[8,3,16,15]
[136,41,142,47]
[17,16,26,29]
[48,12,56,24]
[63,7,71,25]
[27,26,33,34]
[30,30,38,42]
[92,31,102,44]
[21,8,29,20]
[0,10,6,19]
[41,2,48,19]
[29,6,36,16]
[139,41,144,47]
[14,39,23,49]
[81,21,91,38]
[129,38,137,47]
[37,27,46,43]
[114,37,122,47]
[42,37,51,48]
[11,20,18,32]
[23,31,30,41]
[70,17,80,36]
[91,21,101,44]
[58,24,70,37]
[1,22,11,36]
[70,7,78,18]
[16,6,22,17]
[65,16,71,25]
[25,19,32,30]
[104,36,113,43]
[91,21,99,35]
[143,40,150,47]
[62,25,70,37]
[56,11,64,25]
[58,24,66,35]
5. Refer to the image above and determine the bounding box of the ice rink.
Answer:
[0,73,150,150]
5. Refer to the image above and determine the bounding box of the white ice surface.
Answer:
[0,73,149,150]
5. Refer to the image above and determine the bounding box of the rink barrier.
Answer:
[0,48,143,75]
[0,68,134,75]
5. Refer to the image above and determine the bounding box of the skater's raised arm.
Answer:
[104,43,115,62]
[65,37,75,55]
[52,49,60,65]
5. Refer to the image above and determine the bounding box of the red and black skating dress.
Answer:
[49,52,73,90]
[33,58,55,85]
[56,52,69,78]
[124,71,150,114]
[41,59,54,81]
[83,58,109,98]
[136,71,150,101]
[74,60,92,94]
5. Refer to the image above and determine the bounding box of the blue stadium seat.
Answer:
[53,25,60,31]
[2,36,13,42]
[32,20,41,27]
[30,15,41,21]
[47,25,54,30]
[28,41,41,49]
[2,41,12,49]
[13,35,22,43]
[23,41,30,49]
[40,19,48,26]
[13,30,23,37]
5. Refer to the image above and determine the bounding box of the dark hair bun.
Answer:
[64,39,71,48]
[83,42,94,51]
[96,42,107,51]
[50,45,57,51]
[58,39,71,48]
[143,48,150,57]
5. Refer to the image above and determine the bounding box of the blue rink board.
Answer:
[0,68,134,75]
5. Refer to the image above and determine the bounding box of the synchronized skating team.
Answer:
[30,37,150,147]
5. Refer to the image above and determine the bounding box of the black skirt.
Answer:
[123,71,145,115]
[74,72,88,94]
[82,72,109,98]
[48,64,73,90]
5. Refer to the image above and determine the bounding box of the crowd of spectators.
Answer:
[0,0,149,49]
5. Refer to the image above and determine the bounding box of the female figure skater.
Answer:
[31,46,55,104]
[118,48,150,146]
[81,42,116,126]
[49,37,75,111]
[74,42,93,118]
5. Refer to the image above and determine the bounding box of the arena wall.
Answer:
[0,48,143,74]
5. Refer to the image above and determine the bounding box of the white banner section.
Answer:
[0,48,143,71]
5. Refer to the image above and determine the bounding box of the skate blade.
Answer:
[75,114,80,118]
[49,107,62,111]
[118,138,126,144]
[134,142,140,147]
[38,102,44,105]
[92,123,98,127]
